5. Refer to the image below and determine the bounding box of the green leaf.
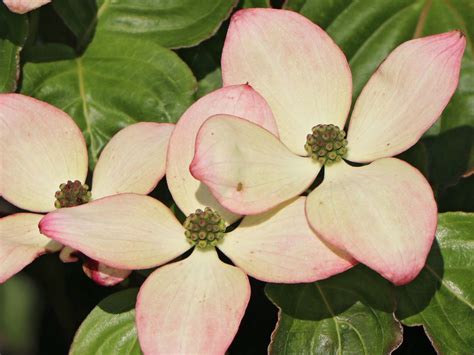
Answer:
[197,68,222,99]
[265,266,402,354]
[0,3,28,92]
[284,0,474,134]
[21,33,196,168]
[178,13,228,77]
[397,212,474,354]
[52,0,97,48]
[242,0,271,8]
[0,275,41,354]
[177,17,227,98]
[54,0,238,51]
[70,288,142,355]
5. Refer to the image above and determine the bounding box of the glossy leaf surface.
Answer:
[266,266,402,354]
[397,212,474,354]
[22,33,196,167]
[70,288,142,355]
[54,0,237,50]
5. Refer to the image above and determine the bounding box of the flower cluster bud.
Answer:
[54,180,91,208]
[305,124,348,165]
[183,207,226,248]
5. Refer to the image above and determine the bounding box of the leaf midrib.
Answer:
[314,283,343,355]
[425,264,474,309]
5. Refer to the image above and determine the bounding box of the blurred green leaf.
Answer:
[0,3,28,92]
[177,15,228,98]
[285,0,474,134]
[54,0,238,51]
[397,212,474,354]
[52,0,97,49]
[197,68,222,98]
[242,0,271,8]
[265,266,402,354]
[0,275,41,354]
[178,15,228,77]
[22,33,196,168]
[178,37,222,82]
[70,288,141,355]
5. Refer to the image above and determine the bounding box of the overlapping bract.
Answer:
[191,8,465,285]
[39,85,353,354]
[0,94,173,284]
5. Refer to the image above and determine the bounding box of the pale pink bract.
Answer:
[0,94,174,285]
[190,9,466,285]
[39,85,355,354]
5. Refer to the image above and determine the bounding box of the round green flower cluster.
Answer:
[183,207,226,248]
[305,124,348,165]
[54,180,91,208]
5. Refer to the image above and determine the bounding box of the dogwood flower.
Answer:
[190,9,466,285]
[2,0,50,14]
[39,85,354,354]
[0,94,174,285]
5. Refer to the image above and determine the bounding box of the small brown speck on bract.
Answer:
[237,182,243,191]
